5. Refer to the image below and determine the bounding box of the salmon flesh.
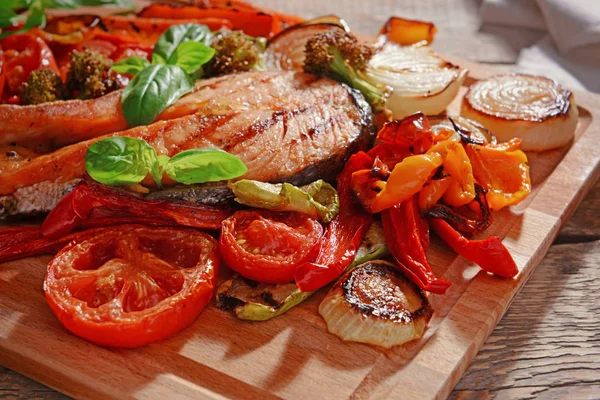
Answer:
[0,71,374,218]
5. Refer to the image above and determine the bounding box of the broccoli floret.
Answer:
[304,30,390,113]
[21,69,68,105]
[67,49,121,100]
[207,30,264,77]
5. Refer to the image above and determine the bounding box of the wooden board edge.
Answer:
[383,89,600,399]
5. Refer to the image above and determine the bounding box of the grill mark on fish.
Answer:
[178,113,239,150]
[129,21,141,33]
[0,72,375,215]
[223,105,313,151]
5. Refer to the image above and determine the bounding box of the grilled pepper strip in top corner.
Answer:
[295,152,374,292]
[381,196,452,294]
[430,218,518,279]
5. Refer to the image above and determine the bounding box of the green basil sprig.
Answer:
[111,23,215,127]
[0,0,132,39]
[121,64,194,128]
[151,23,213,65]
[85,136,248,188]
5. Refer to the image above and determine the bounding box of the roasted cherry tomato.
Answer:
[44,225,218,348]
[220,210,323,284]
[0,34,59,95]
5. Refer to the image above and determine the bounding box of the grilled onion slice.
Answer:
[461,74,579,151]
[365,43,467,119]
[319,260,433,348]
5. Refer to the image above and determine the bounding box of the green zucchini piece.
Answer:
[229,179,339,222]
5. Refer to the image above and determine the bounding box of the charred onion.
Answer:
[461,74,578,151]
[319,260,433,348]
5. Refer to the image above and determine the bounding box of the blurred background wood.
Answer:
[2,0,599,398]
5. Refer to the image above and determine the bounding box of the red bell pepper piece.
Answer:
[0,227,100,263]
[41,182,231,239]
[295,152,374,292]
[430,218,518,278]
[376,112,434,154]
[381,196,452,294]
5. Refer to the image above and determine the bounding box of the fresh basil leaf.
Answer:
[151,154,170,188]
[0,1,45,39]
[169,41,215,74]
[111,56,150,75]
[0,8,18,29]
[157,155,170,169]
[1,0,32,9]
[163,149,247,185]
[152,23,213,65]
[85,137,158,186]
[121,64,193,127]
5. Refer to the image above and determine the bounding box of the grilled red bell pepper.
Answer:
[376,112,434,154]
[430,218,518,278]
[0,226,100,263]
[41,182,231,239]
[382,196,452,294]
[294,152,374,292]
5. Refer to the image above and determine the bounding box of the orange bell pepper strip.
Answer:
[427,140,475,207]
[418,176,452,212]
[378,16,437,46]
[466,139,531,211]
[138,4,280,38]
[355,152,443,214]
[197,0,305,27]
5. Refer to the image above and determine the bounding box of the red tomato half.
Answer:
[220,211,323,284]
[0,34,59,94]
[44,225,218,348]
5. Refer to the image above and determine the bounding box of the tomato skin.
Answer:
[44,225,218,348]
[0,34,59,95]
[220,211,323,284]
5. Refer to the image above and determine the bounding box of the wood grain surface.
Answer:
[3,1,600,399]
[3,184,599,400]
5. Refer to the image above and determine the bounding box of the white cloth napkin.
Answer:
[480,0,600,93]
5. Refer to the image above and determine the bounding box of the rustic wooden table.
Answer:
[2,0,599,399]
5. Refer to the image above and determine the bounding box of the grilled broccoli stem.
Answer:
[304,30,390,113]
[67,49,120,100]
[21,69,68,105]
[207,30,264,77]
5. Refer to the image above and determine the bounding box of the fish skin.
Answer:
[0,71,374,217]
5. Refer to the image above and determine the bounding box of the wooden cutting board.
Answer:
[1,61,600,400]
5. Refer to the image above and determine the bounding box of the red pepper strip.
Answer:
[40,191,81,239]
[382,197,452,294]
[79,207,180,229]
[0,227,99,263]
[367,144,411,170]
[430,218,518,278]
[41,182,231,239]
[294,152,374,292]
[376,112,434,154]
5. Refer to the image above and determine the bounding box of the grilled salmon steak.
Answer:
[0,71,374,217]
[0,71,352,150]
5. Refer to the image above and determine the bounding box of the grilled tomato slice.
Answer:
[43,225,218,348]
[220,210,323,284]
